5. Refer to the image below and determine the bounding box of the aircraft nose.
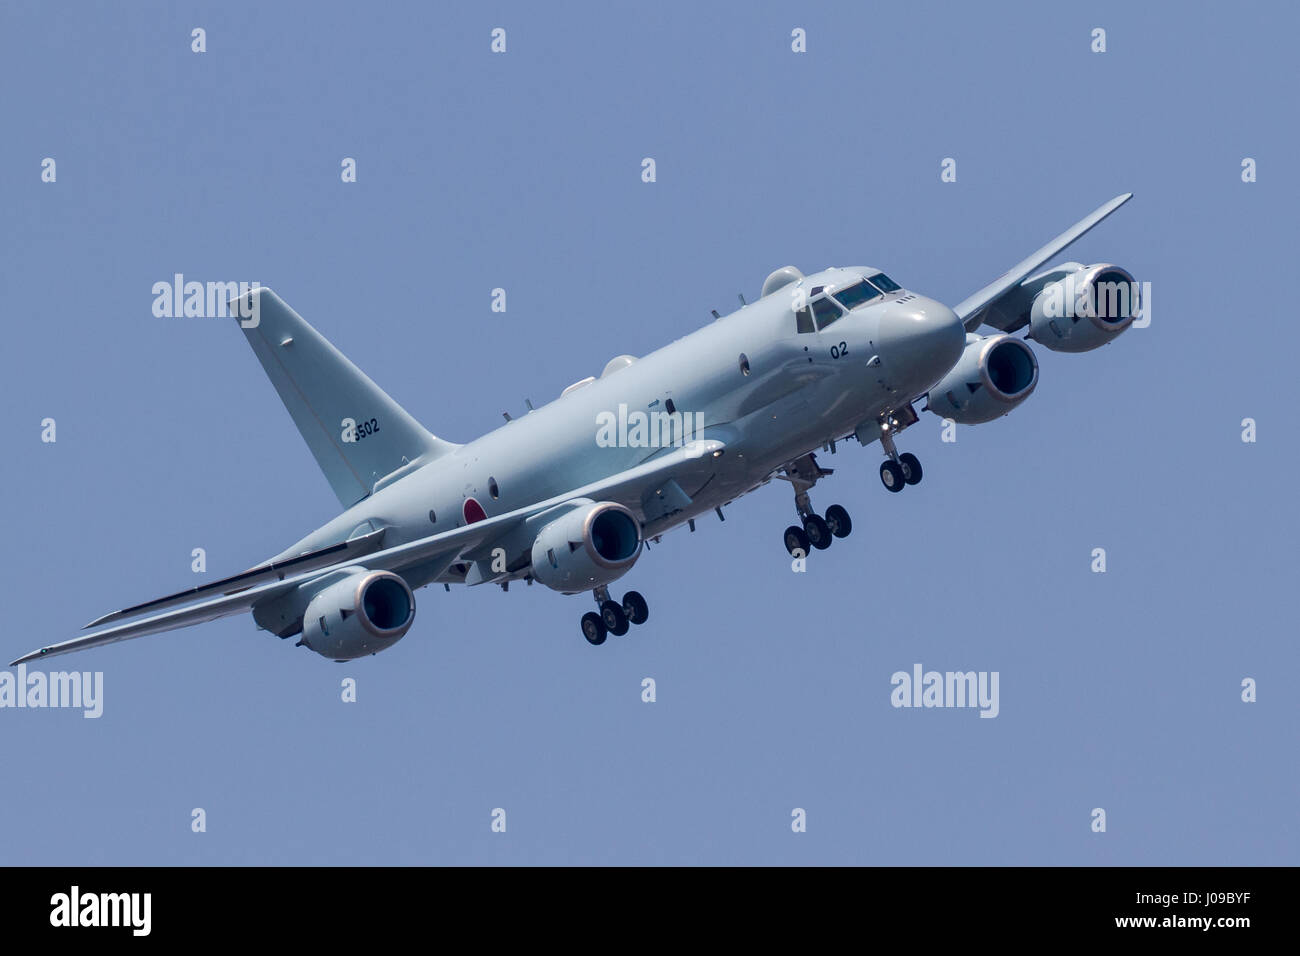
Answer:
[876,297,965,381]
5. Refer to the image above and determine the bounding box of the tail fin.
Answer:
[234,288,457,507]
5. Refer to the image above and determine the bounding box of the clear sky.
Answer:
[1,0,1295,865]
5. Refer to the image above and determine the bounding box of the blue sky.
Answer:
[1,0,1295,865]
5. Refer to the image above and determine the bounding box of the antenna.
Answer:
[524,398,535,411]
[710,309,720,319]
[737,293,747,305]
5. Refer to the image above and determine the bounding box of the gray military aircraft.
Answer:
[14,193,1138,663]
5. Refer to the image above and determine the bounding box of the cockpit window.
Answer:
[811,296,843,330]
[795,307,815,334]
[868,273,901,293]
[831,280,882,311]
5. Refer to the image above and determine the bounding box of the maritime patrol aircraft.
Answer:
[14,193,1139,663]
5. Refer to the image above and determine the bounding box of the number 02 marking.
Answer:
[830,341,849,360]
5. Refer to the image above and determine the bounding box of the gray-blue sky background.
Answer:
[1,0,1295,864]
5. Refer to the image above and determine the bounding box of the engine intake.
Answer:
[1028,263,1137,353]
[530,501,642,593]
[926,333,1038,425]
[299,570,415,661]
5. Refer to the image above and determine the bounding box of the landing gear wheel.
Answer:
[622,590,649,626]
[581,612,607,646]
[600,600,630,636]
[803,514,833,550]
[824,504,852,538]
[880,460,906,493]
[898,452,923,486]
[783,525,810,557]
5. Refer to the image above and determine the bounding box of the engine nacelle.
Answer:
[530,501,642,594]
[1027,263,1137,353]
[926,333,1038,425]
[299,570,415,661]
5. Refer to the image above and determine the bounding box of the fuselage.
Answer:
[274,267,964,584]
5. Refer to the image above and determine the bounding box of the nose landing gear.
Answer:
[581,585,650,646]
[877,420,923,493]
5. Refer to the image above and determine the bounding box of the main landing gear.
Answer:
[783,504,852,556]
[877,420,922,494]
[581,585,650,646]
[776,453,853,557]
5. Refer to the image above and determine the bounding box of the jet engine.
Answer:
[530,501,643,593]
[1026,263,1137,353]
[299,570,415,661]
[926,333,1038,425]
[978,262,1138,354]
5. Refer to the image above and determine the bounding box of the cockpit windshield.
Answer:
[868,272,901,293]
[811,296,843,330]
[831,280,882,311]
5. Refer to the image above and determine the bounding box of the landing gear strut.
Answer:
[581,585,650,646]
[777,453,853,556]
[878,419,923,493]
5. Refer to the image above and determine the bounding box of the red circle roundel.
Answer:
[463,497,487,524]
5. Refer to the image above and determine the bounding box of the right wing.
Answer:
[12,438,726,665]
[954,193,1133,331]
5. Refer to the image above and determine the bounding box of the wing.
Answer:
[82,525,389,629]
[11,438,726,665]
[954,193,1133,332]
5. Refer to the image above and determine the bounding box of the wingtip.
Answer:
[10,649,46,666]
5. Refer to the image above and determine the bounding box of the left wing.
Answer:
[11,439,726,665]
[955,193,1132,331]
[82,525,388,629]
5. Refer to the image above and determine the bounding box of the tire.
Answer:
[601,600,630,636]
[880,460,905,492]
[622,590,649,626]
[784,525,810,557]
[803,514,833,550]
[899,452,923,486]
[581,612,607,646]
[824,504,852,538]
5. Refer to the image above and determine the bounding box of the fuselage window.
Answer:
[739,353,750,376]
[868,273,901,293]
[488,477,500,499]
[831,280,882,311]
[795,307,815,333]
[428,509,437,523]
[811,296,844,330]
